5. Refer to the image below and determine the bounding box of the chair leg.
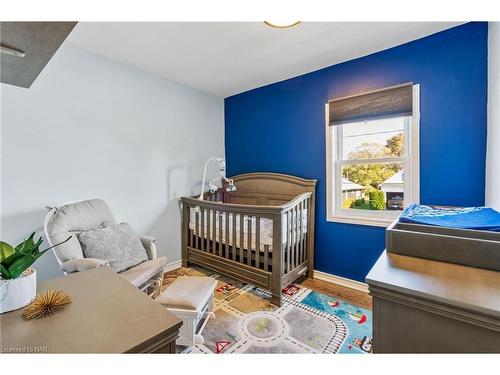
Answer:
[152,276,163,298]
[143,277,163,298]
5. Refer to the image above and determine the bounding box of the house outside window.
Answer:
[326,83,420,227]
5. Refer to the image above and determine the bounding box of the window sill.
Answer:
[327,213,397,228]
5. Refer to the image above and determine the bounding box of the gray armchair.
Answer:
[44,199,166,297]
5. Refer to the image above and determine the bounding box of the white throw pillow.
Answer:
[78,222,148,272]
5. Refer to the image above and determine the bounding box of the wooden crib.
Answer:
[181,173,316,306]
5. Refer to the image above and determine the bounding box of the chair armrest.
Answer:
[139,235,157,260]
[61,258,110,273]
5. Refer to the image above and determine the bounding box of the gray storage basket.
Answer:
[386,219,500,271]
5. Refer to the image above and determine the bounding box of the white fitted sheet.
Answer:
[189,209,307,252]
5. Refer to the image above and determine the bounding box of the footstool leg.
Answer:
[156,276,217,347]
[194,333,204,345]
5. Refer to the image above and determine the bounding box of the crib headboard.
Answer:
[224,172,317,206]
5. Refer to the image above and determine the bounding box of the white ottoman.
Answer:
[156,276,217,346]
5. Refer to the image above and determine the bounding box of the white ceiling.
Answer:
[67,22,463,98]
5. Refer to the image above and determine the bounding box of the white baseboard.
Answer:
[313,270,369,293]
[164,260,182,273]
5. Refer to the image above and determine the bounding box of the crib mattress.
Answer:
[189,209,307,252]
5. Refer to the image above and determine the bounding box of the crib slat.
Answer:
[293,205,297,269]
[218,212,223,257]
[188,229,192,248]
[296,204,300,267]
[296,203,301,265]
[264,244,269,272]
[207,210,212,253]
[207,208,211,251]
[239,214,244,263]
[200,208,205,251]
[195,210,200,250]
[286,210,291,273]
[281,219,286,277]
[290,210,293,272]
[293,206,297,269]
[298,201,304,263]
[247,216,252,266]
[212,210,217,255]
[225,211,230,259]
[301,200,306,263]
[232,213,237,261]
[292,207,296,269]
[304,198,309,263]
[255,217,260,270]
[207,209,212,253]
[189,210,193,248]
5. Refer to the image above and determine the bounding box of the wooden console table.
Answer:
[0,268,182,353]
[366,251,500,353]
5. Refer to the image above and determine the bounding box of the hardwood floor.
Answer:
[163,268,372,310]
[299,277,372,310]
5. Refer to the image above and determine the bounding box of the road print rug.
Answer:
[165,267,372,354]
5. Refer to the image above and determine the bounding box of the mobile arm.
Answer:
[198,157,236,200]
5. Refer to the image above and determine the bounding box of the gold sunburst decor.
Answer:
[22,289,71,320]
[264,21,301,29]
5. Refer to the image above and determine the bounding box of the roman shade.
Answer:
[328,83,413,125]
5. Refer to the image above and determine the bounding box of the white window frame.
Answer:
[325,84,420,227]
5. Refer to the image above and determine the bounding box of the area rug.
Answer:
[165,267,372,354]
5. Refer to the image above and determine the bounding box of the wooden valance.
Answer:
[328,83,413,125]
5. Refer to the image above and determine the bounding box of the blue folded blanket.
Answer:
[399,204,500,231]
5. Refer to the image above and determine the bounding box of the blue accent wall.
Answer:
[224,23,488,282]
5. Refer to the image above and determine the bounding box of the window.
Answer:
[326,84,420,227]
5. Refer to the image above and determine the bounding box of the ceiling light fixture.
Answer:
[0,43,26,57]
[264,21,301,29]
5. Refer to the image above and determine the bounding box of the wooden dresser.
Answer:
[0,268,182,353]
[366,251,500,353]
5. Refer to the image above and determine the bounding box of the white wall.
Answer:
[486,22,500,210]
[0,44,224,281]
